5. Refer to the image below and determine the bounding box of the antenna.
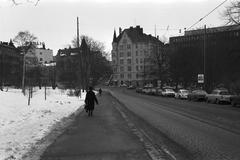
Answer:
[154,24,156,37]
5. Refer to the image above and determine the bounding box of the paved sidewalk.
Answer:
[40,92,151,160]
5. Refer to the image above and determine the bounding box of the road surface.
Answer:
[108,87,240,160]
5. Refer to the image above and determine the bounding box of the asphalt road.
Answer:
[108,87,240,160]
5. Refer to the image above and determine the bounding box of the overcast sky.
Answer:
[0,0,231,55]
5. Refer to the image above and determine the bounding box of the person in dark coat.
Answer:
[99,88,102,96]
[85,86,99,117]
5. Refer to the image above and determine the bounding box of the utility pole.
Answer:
[77,17,80,48]
[77,17,82,97]
[203,25,206,90]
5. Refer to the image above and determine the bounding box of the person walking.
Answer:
[85,86,99,117]
[99,88,102,96]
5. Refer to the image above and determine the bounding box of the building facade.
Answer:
[169,24,240,91]
[35,46,53,65]
[111,25,164,87]
[0,40,22,88]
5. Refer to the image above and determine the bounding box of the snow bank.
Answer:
[0,88,86,160]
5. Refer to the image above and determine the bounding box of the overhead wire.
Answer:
[187,0,229,30]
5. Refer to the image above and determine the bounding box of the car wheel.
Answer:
[216,99,220,104]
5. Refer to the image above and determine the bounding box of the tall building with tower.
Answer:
[111,25,164,86]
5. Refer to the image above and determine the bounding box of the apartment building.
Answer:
[111,25,164,86]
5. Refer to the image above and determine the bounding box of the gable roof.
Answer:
[114,26,163,45]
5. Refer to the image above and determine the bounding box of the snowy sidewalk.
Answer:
[40,92,150,160]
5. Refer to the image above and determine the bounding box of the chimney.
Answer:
[157,36,159,40]
[119,27,122,35]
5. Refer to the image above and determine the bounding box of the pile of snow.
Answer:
[0,88,86,160]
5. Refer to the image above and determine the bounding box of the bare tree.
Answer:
[13,31,38,95]
[72,35,105,52]
[222,0,240,25]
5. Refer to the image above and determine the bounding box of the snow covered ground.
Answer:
[0,88,86,160]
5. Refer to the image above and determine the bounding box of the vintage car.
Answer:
[188,90,207,101]
[206,89,231,104]
[175,89,189,99]
[161,88,176,97]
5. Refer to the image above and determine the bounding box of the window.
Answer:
[127,66,131,71]
[40,58,43,61]
[119,45,123,50]
[127,44,131,49]
[127,52,131,57]
[136,58,138,64]
[120,59,124,64]
[120,52,124,57]
[140,58,143,64]
[40,52,42,55]
[120,66,124,72]
[127,59,131,64]
[120,74,124,79]
[136,51,138,56]
[135,44,138,49]
[128,74,132,79]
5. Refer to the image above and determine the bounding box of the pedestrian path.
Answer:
[40,92,151,160]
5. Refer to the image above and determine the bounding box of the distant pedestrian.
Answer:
[99,88,102,96]
[85,86,99,117]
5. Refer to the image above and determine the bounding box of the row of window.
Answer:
[116,73,144,80]
[118,58,147,65]
[119,50,149,57]
[120,59,131,64]
[117,65,145,72]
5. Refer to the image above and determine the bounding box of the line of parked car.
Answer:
[132,86,240,107]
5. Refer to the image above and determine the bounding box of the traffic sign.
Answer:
[198,74,204,83]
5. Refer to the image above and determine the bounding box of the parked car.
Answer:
[175,89,189,99]
[156,87,163,96]
[149,87,157,95]
[161,88,176,97]
[119,83,127,87]
[206,89,231,104]
[127,85,136,89]
[230,95,240,107]
[188,90,207,101]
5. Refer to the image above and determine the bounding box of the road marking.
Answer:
[115,104,176,160]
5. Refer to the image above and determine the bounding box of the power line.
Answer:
[187,0,229,30]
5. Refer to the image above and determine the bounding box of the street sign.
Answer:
[198,74,204,83]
